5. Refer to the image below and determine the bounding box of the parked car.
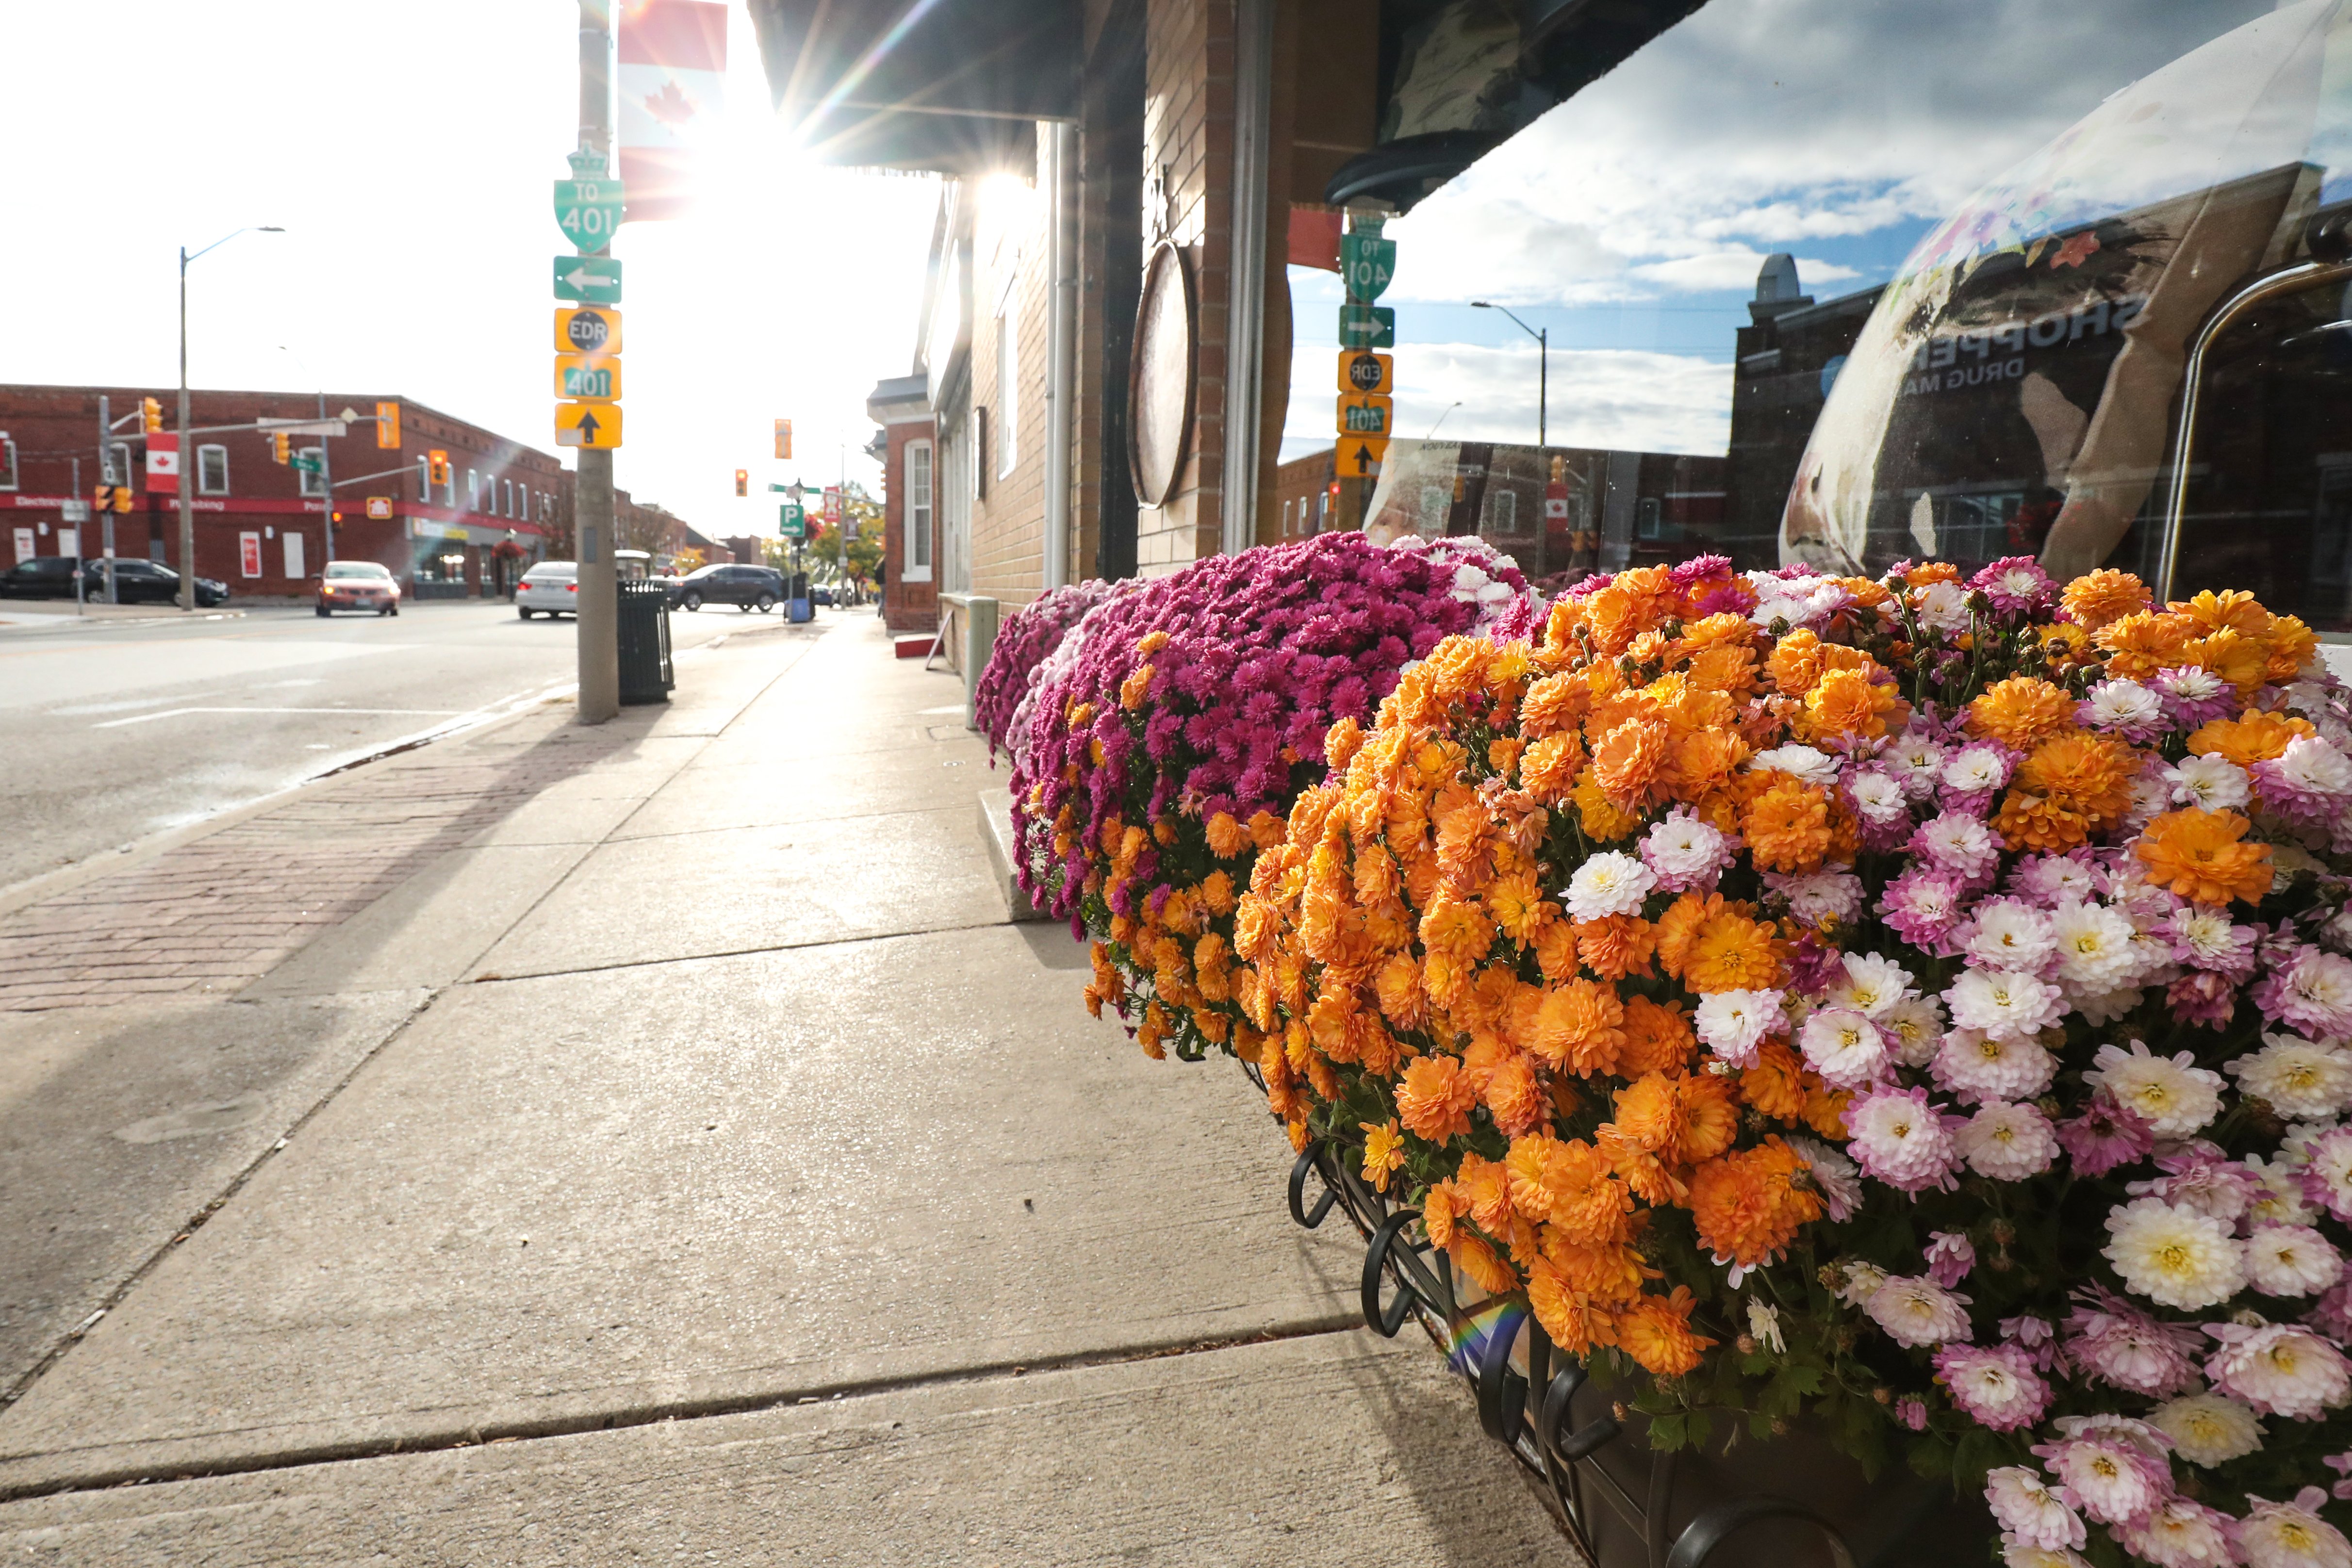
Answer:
[89,558,230,607]
[0,556,87,598]
[515,561,578,619]
[315,560,400,617]
[667,563,783,612]
[810,585,836,607]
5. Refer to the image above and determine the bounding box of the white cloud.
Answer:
[1282,342,1729,462]
[1627,250,1858,293]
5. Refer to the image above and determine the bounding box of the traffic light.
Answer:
[271,431,291,465]
[113,483,132,513]
[428,450,451,487]
[734,469,747,497]
[140,397,163,433]
[376,401,401,451]
[92,484,113,513]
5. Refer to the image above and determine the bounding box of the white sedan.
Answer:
[516,562,578,619]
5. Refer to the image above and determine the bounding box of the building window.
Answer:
[503,479,514,518]
[906,438,933,581]
[416,457,430,502]
[197,444,230,495]
[0,439,16,491]
[995,294,1018,479]
[1487,489,1518,533]
[467,470,479,511]
[298,451,326,497]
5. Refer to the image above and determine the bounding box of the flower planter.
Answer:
[1277,1116,1993,1568]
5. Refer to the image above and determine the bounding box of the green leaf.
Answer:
[1649,1414,1689,1452]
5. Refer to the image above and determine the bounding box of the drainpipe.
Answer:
[1043,119,1078,590]
[1221,0,1274,557]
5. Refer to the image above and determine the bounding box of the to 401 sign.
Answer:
[554,178,625,250]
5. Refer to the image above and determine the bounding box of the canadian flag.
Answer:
[145,433,180,493]
[617,0,726,223]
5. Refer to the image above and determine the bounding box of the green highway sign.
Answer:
[1339,303,1395,348]
[289,449,323,475]
[553,256,624,304]
[779,503,806,540]
[554,178,625,251]
[1341,234,1396,301]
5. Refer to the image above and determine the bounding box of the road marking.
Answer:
[95,706,464,730]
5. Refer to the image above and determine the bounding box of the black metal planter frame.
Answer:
[1263,1081,1866,1568]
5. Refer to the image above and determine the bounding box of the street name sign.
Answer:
[555,402,623,449]
[255,417,348,437]
[554,178,625,251]
[1341,234,1396,301]
[555,306,622,354]
[554,354,622,401]
[553,256,624,304]
[779,503,806,540]
[289,449,324,475]
[1336,392,1394,438]
[1338,350,1393,394]
[1339,304,1395,348]
[1339,436,1390,476]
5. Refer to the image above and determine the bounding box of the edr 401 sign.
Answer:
[554,179,625,250]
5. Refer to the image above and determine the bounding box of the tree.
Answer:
[673,545,704,573]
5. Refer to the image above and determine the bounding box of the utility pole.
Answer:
[96,395,116,604]
[177,251,194,612]
[315,388,337,564]
[574,0,620,723]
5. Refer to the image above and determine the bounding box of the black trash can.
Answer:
[616,578,674,704]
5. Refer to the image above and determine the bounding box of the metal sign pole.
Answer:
[574,0,620,722]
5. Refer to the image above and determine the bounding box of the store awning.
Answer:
[744,0,1079,176]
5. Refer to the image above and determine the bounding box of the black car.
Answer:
[667,563,784,612]
[0,556,88,598]
[83,558,230,607]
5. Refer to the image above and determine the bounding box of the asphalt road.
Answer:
[0,596,793,894]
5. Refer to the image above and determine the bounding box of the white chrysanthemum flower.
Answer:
[1920,813,1999,873]
[2072,983,2146,1027]
[2103,1197,2245,1310]
[1956,1101,2060,1180]
[2236,1491,2352,1568]
[2173,907,2250,970]
[1934,1029,2057,1105]
[1998,1544,2092,1568]
[1915,579,1972,632]
[1890,734,1946,799]
[2245,1154,2320,1229]
[1692,988,1783,1068]
[2087,1041,2224,1138]
[1943,743,2012,797]
[1774,869,1864,925]
[1564,850,1655,922]
[2208,1321,2352,1421]
[2277,733,2352,797]
[1749,743,1839,787]
[1835,1259,1890,1306]
[1746,1298,1785,1354]
[1786,1135,1862,1220]
[1879,994,1946,1067]
[2119,928,2180,988]
[2244,1224,2345,1298]
[1848,769,1910,823]
[2049,899,2138,991]
[1826,951,1916,1020]
[2167,753,2251,812]
[1800,1006,1890,1090]
[1965,902,2059,972]
[2086,679,2165,733]
[2124,772,2173,833]
[2147,1393,2264,1468]
[1985,1466,2087,1553]
[2227,1035,2352,1121]
[1865,1274,1972,1347]
[1946,969,2067,1041]
[1641,812,1730,886]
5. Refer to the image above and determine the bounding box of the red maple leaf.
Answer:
[643,79,699,127]
[2050,230,2101,270]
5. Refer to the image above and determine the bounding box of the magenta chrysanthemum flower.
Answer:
[977,578,1129,758]
[1882,866,1968,952]
[1925,1230,1976,1288]
[2154,665,2236,728]
[1971,555,2058,617]
[2254,946,2352,1040]
[2057,1092,2157,1177]
[2062,1284,2203,1397]
[1934,1342,2050,1432]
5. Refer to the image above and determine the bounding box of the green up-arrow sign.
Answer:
[779,503,806,540]
[553,256,624,304]
[1341,234,1396,302]
[554,178,625,251]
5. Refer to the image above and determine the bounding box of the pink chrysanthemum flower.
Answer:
[1882,866,1968,951]
[1866,1274,1972,1347]
[2057,1093,2156,1177]
[1843,1085,1962,1192]
[1957,1102,2060,1180]
[1934,1342,2049,1432]
[2117,1496,2239,1568]
[2030,1416,2174,1528]
[2061,1284,2203,1397]
[1984,1466,2086,1552]
[2235,1487,2352,1568]
[2204,1319,2352,1420]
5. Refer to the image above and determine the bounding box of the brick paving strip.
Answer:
[0,715,634,1012]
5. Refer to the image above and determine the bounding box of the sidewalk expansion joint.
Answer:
[464,918,1019,985]
[0,1314,1366,1503]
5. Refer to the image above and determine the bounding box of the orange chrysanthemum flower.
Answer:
[1527,1258,1616,1356]
[1519,732,1586,805]
[1617,1287,1713,1377]
[1618,995,1698,1077]
[2175,588,2271,637]
[2059,569,2152,630]
[1204,811,1250,859]
[1965,675,2076,750]
[1397,1053,1479,1143]
[1796,665,1902,744]
[2096,610,2195,680]
[1572,772,1644,842]
[1655,892,1784,994]
[1456,1150,1517,1235]
[1573,914,1658,981]
[2188,710,2315,768]
[1687,1138,1823,1266]
[1481,1051,1550,1138]
[1530,978,1627,1075]
[1591,717,1674,810]
[2135,808,2274,906]
[2184,629,2270,693]
[1905,561,1963,587]
[1993,790,2091,854]
[1324,715,1365,770]
[1119,663,1155,710]
[2015,731,2137,825]
[1360,1118,1406,1192]
[1419,897,1495,969]
[1738,1039,1811,1125]
[1743,778,1834,874]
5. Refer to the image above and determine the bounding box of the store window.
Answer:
[467,470,479,511]
[906,438,934,581]
[0,439,16,491]
[995,292,1018,479]
[197,444,229,495]
[297,452,325,498]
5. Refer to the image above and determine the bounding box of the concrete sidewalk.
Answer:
[0,614,1573,1563]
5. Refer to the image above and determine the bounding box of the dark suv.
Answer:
[86,558,230,606]
[667,563,784,612]
[0,556,88,598]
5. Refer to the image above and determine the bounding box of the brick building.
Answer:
[0,385,574,598]
[1272,446,1334,539]
[865,373,938,633]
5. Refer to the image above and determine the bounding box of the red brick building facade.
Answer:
[865,373,938,633]
[0,385,574,598]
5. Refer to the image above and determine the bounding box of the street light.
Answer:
[1472,301,1547,451]
[178,226,283,610]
